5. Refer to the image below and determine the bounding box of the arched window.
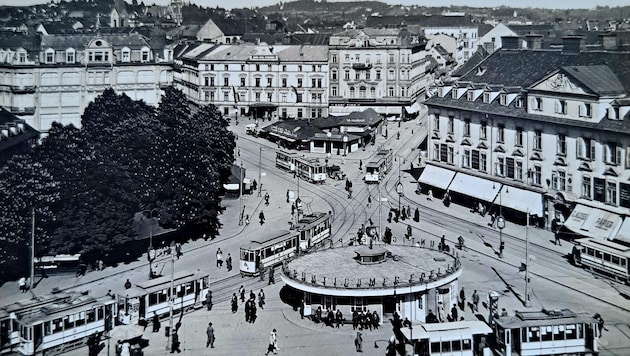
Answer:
[349,86,355,98]
[359,86,366,98]
[370,87,376,97]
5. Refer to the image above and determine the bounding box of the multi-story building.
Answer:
[0,32,173,133]
[328,28,432,117]
[422,36,630,239]
[174,42,328,120]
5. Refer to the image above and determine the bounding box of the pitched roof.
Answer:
[559,65,625,96]
[366,15,475,29]
[40,33,150,50]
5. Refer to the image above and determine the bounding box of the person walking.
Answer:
[335,309,343,328]
[206,322,215,348]
[239,285,245,302]
[460,287,466,311]
[367,195,372,208]
[359,159,363,170]
[264,192,270,207]
[231,293,238,313]
[268,266,275,284]
[170,332,181,353]
[152,312,160,332]
[265,329,278,355]
[259,289,265,310]
[451,304,458,322]
[175,242,182,259]
[354,331,363,352]
[244,298,252,323]
[206,290,213,311]
[259,210,266,225]
[18,277,26,293]
[226,253,233,272]
[472,290,479,312]
[216,248,223,269]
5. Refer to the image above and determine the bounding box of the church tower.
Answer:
[169,0,183,26]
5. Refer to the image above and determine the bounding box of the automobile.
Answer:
[326,165,346,180]
[245,124,257,136]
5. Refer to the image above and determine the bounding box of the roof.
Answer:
[559,65,625,96]
[494,309,597,329]
[0,32,41,52]
[261,119,325,142]
[40,33,150,50]
[0,108,39,153]
[366,15,475,29]
[452,45,490,78]
[180,43,328,62]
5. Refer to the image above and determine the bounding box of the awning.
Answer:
[614,219,630,244]
[418,165,456,190]
[223,183,240,191]
[269,132,296,142]
[563,204,623,240]
[448,173,501,203]
[404,102,421,114]
[499,186,544,217]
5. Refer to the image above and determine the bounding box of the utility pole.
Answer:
[525,211,531,307]
[378,182,382,239]
[166,242,175,351]
[30,208,35,295]
[258,146,262,197]
[239,161,244,226]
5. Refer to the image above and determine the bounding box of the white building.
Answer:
[422,37,630,236]
[0,32,173,133]
[174,42,329,120]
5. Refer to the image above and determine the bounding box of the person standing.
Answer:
[216,248,223,269]
[152,312,160,332]
[354,331,363,352]
[451,304,459,322]
[438,302,446,323]
[239,285,245,302]
[231,293,238,313]
[259,210,266,225]
[472,290,479,312]
[335,309,343,328]
[268,266,275,284]
[124,279,132,289]
[352,309,359,330]
[460,287,466,311]
[206,291,213,311]
[226,253,232,272]
[18,277,26,293]
[206,322,215,348]
[244,298,251,323]
[258,289,265,309]
[265,329,278,355]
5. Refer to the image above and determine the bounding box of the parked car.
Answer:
[326,165,346,180]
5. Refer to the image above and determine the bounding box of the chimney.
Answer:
[501,36,520,50]
[562,36,584,54]
[525,34,543,50]
[600,33,617,50]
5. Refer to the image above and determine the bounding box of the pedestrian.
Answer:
[268,266,275,284]
[365,311,373,330]
[171,331,181,353]
[352,309,358,330]
[264,192,270,206]
[554,232,562,246]
[414,207,420,222]
[489,212,496,227]
[231,293,238,313]
[250,290,256,302]
[259,210,265,225]
[265,329,278,355]
[354,331,363,352]
[372,310,380,329]
[472,290,479,312]
[18,277,26,293]
[326,308,334,327]
[175,242,183,259]
[259,289,265,309]
[286,189,290,203]
[427,189,434,201]
[451,304,458,322]
[206,290,213,311]
[336,309,343,328]
[206,322,215,348]
[245,214,250,225]
[438,302,446,322]
[216,248,223,268]
[595,313,606,333]
[152,312,160,332]
[124,279,132,289]
[359,159,363,170]
[226,253,232,272]
[245,298,252,322]
[250,300,257,323]
[239,285,245,302]
[367,195,371,208]
[440,235,446,252]
[299,300,305,319]
[460,287,466,310]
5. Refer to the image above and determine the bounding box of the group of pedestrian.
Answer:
[245,295,258,323]
[351,309,380,331]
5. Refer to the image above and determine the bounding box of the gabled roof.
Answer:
[366,15,475,29]
[40,33,150,50]
[0,32,41,52]
[560,65,625,96]
[0,108,39,153]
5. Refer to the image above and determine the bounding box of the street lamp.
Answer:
[342,133,348,157]
[396,181,404,214]
[166,241,176,351]
[141,208,160,279]
[497,187,506,258]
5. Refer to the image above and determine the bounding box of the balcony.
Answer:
[352,63,372,70]
[10,107,35,115]
[11,86,36,94]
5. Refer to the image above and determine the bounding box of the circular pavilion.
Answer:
[280,243,462,323]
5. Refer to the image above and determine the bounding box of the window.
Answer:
[580,103,592,118]
[267,93,273,102]
[388,69,395,79]
[331,54,337,63]
[331,86,337,96]
[240,77,246,87]
[467,91,475,101]
[433,143,440,161]
[255,92,261,102]
[480,152,487,172]
[448,117,454,134]
[296,93,302,103]
[496,156,505,176]
[223,92,229,101]
[66,49,75,63]
[533,130,542,150]
[255,64,260,71]
[141,49,149,62]
[462,148,471,168]
[331,70,337,80]
[388,87,394,97]
[447,145,454,164]
[557,134,567,156]
[297,78,302,88]
[552,170,566,191]
[516,97,524,108]
[210,77,215,86]
[433,114,440,131]
[345,70,350,80]
[480,122,487,140]
[389,53,395,63]
[298,65,302,72]
[45,49,54,64]
[499,94,507,105]
[533,165,542,186]
[463,120,470,137]
[515,160,523,180]
[282,78,287,87]
[497,125,505,143]
[607,181,617,205]
[223,77,229,87]
[267,78,272,87]
[121,48,130,62]
[582,176,591,199]
[515,128,523,146]
[355,71,360,80]
[359,86,366,98]
[255,78,260,87]
[556,100,567,114]
[297,108,303,118]
[240,64,244,71]
[604,143,621,165]
[532,97,543,111]
[19,52,26,63]
[365,70,370,80]
[483,92,490,103]
[224,64,229,71]
[376,70,381,80]
[577,138,595,160]
[349,87,355,98]
[370,87,375,97]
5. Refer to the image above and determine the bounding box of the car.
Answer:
[326,165,346,180]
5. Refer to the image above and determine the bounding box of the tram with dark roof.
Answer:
[572,237,630,284]
[239,212,331,277]
[397,320,493,356]
[275,150,296,172]
[364,149,393,183]
[275,150,327,183]
[493,309,599,356]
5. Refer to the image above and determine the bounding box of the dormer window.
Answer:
[121,47,130,62]
[555,100,567,114]
[499,94,507,106]
[483,92,490,103]
[467,91,474,101]
[531,97,543,111]
[18,51,26,63]
[66,48,75,63]
[45,48,55,64]
[141,47,150,62]
[579,103,592,118]
[515,97,524,108]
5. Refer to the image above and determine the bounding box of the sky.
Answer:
[0,0,627,9]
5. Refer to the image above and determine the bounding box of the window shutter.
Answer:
[616,146,622,166]
[576,138,583,158]
[590,141,596,160]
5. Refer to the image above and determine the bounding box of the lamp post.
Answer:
[497,188,505,258]
[141,208,160,279]
[524,210,531,307]
[258,145,263,197]
[396,182,404,215]
[342,133,348,157]
[166,241,176,351]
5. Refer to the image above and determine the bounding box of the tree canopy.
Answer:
[0,87,235,283]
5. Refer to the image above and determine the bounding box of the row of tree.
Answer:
[0,87,235,283]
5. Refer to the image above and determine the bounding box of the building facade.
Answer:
[422,37,630,236]
[328,28,432,117]
[174,42,329,120]
[0,32,173,133]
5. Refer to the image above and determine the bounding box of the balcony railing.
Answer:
[352,63,372,70]
[10,107,35,115]
[11,86,36,94]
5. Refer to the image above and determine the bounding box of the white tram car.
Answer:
[240,212,331,276]
[572,237,630,284]
[493,309,599,356]
[1,292,116,355]
[399,320,493,356]
[275,150,296,172]
[364,149,393,183]
[275,150,327,183]
[117,270,209,325]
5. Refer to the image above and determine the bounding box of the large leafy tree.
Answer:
[0,87,234,282]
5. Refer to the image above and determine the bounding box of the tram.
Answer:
[493,309,599,356]
[294,156,327,183]
[399,320,493,356]
[240,212,331,276]
[572,237,630,284]
[364,149,393,183]
[1,292,116,355]
[275,150,296,172]
[117,270,209,325]
[34,254,82,275]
